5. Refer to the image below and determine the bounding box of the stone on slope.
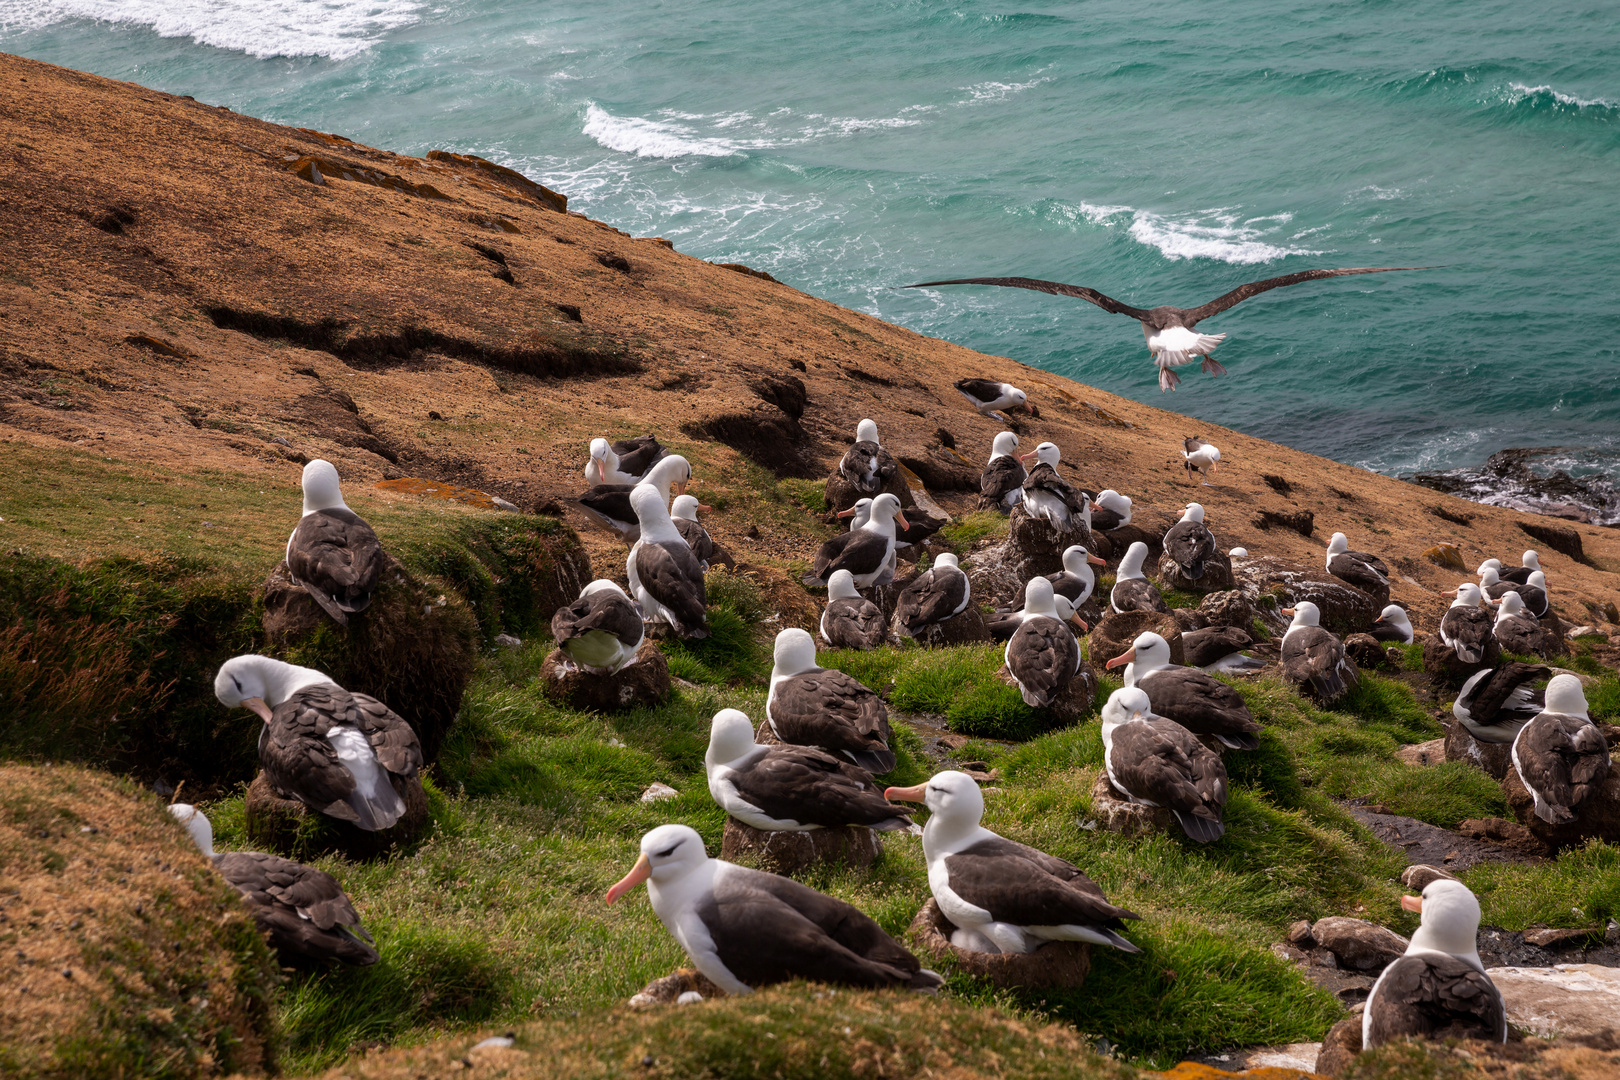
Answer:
[719,816,881,876]
[1444,724,1516,780]
[1197,590,1254,629]
[1310,916,1409,971]
[1488,964,1620,1040]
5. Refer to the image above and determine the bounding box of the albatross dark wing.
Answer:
[771,670,894,773]
[943,838,1138,936]
[1467,663,1549,728]
[1109,719,1227,842]
[895,566,969,634]
[1364,953,1506,1047]
[1180,625,1257,668]
[906,277,1152,319]
[1163,519,1216,579]
[1515,713,1611,824]
[288,508,384,623]
[1179,267,1438,326]
[1138,667,1261,749]
[612,435,666,478]
[823,596,886,650]
[349,691,423,779]
[731,747,912,830]
[979,455,1027,509]
[214,851,379,965]
[1006,616,1079,707]
[263,688,359,821]
[552,589,644,647]
[635,541,709,637]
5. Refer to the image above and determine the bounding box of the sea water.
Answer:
[3,0,1616,513]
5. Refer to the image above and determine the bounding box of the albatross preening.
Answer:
[953,378,1026,416]
[1362,879,1506,1050]
[285,459,384,627]
[627,485,709,639]
[1180,625,1266,675]
[838,419,899,495]
[820,569,887,651]
[906,266,1435,391]
[885,770,1139,954]
[215,655,422,832]
[551,579,645,674]
[767,629,895,774]
[170,804,378,965]
[978,431,1026,510]
[1105,631,1261,749]
[579,454,692,543]
[1512,674,1610,825]
[1162,503,1217,581]
[705,709,913,833]
[1099,688,1228,843]
[605,823,942,994]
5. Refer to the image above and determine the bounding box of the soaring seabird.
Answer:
[1162,503,1217,581]
[767,629,895,773]
[170,804,378,965]
[215,655,421,831]
[285,459,384,627]
[894,553,971,638]
[1182,438,1220,485]
[1099,688,1228,843]
[820,570,887,651]
[1015,544,1107,615]
[705,709,913,833]
[1018,443,1090,532]
[1363,879,1506,1050]
[605,824,942,994]
[953,378,1026,416]
[804,493,909,589]
[670,494,716,570]
[978,431,1026,510]
[886,771,1139,954]
[1440,584,1495,664]
[1479,551,1541,587]
[1326,532,1390,599]
[1180,625,1266,675]
[1280,602,1358,704]
[1453,662,1548,744]
[627,486,709,639]
[1110,541,1168,613]
[1512,675,1610,825]
[1492,590,1546,656]
[1105,632,1261,749]
[1368,604,1414,644]
[585,435,667,486]
[551,579,645,674]
[1091,489,1132,531]
[906,266,1434,391]
[579,454,692,543]
[1004,578,1082,708]
[838,419,899,495]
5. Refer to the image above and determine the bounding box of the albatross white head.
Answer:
[214,654,332,724]
[883,770,986,858]
[1478,566,1502,589]
[771,627,821,683]
[1099,686,1157,743]
[1522,550,1542,572]
[1117,541,1151,582]
[300,459,350,516]
[1376,604,1414,642]
[629,484,686,546]
[1095,489,1132,524]
[168,803,215,858]
[1280,602,1323,641]
[1453,583,1489,609]
[670,494,711,522]
[1181,502,1206,524]
[1401,878,1485,972]
[1020,442,1061,469]
[1494,589,1529,624]
[988,431,1019,462]
[1061,544,1107,580]
[932,552,961,573]
[855,418,881,446]
[1104,631,1172,687]
[1476,557,1503,578]
[1527,570,1548,594]
[581,579,632,601]
[862,492,910,536]
[827,569,863,601]
[637,454,692,501]
[1326,532,1351,560]
[705,708,760,771]
[1543,673,1589,719]
[1021,575,1060,620]
[605,823,710,908]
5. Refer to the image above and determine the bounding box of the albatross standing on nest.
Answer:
[286,459,384,627]
[838,419,899,495]
[906,266,1435,391]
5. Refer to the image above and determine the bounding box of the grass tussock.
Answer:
[941,511,1007,550]
[819,643,1068,739]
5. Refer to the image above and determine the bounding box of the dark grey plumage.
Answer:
[261,684,422,830]
[214,851,379,966]
[287,508,384,626]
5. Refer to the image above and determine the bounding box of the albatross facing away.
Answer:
[551,579,645,674]
[906,266,1435,391]
[1100,688,1228,843]
[286,459,384,627]
[606,824,942,994]
[767,629,895,773]
[1512,675,1610,825]
[979,431,1026,510]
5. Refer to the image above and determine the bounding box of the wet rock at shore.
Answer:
[1412,446,1620,527]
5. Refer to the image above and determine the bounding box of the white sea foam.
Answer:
[959,77,1050,103]
[1127,207,1325,264]
[1504,82,1618,110]
[0,0,423,60]
[581,104,750,159]
[581,103,924,159]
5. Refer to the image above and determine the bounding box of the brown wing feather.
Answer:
[979,455,1027,506]
[732,748,910,829]
[943,849,1137,930]
[823,597,886,650]
[349,693,423,779]
[1137,667,1260,748]
[262,688,358,820]
[895,568,968,632]
[1365,954,1506,1047]
[635,541,709,635]
[288,509,384,612]
[1179,267,1438,325]
[1109,719,1227,827]
[1007,617,1079,707]
[213,851,378,965]
[770,670,894,772]
[906,276,1152,318]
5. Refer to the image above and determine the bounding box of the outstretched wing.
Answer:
[904,277,1152,319]
[1180,267,1437,325]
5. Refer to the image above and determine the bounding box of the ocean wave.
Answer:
[1499,82,1619,116]
[1,0,423,60]
[582,104,750,159]
[958,77,1050,104]
[1127,207,1324,264]
[580,103,925,159]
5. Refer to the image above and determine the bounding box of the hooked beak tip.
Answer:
[1088,554,1107,566]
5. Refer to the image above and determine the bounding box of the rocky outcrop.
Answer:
[1197,590,1254,629]
[1422,633,1501,688]
[1314,1013,1364,1078]
[1489,964,1620,1040]
[907,899,1091,990]
[1232,556,1378,636]
[1000,505,1096,582]
[1344,632,1392,670]
[1086,610,1186,669]
[894,603,992,648]
[719,817,882,876]
[538,642,670,712]
[1444,724,1516,780]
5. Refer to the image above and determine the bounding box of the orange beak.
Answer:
[698,504,714,513]
[1105,646,1135,671]
[895,512,910,531]
[1401,895,1423,914]
[836,506,859,519]
[1069,615,1090,632]
[883,783,927,803]
[241,697,273,724]
[1281,608,1295,617]
[1088,554,1107,566]
[675,480,689,496]
[1019,451,1037,463]
[605,854,651,905]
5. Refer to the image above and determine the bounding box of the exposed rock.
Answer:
[907,898,1091,991]
[1454,817,1550,859]
[1086,610,1186,669]
[1519,520,1586,562]
[639,782,679,803]
[1489,964,1620,1040]
[1502,730,1620,849]
[1444,724,1516,780]
[1310,916,1409,971]
[1088,772,1175,838]
[1395,737,1446,767]
[1314,1015,1363,1078]
[719,816,881,877]
[1169,608,1206,634]
[243,768,429,861]
[538,642,670,712]
[1422,632,1501,688]
[1400,864,1460,890]
[1286,920,1318,948]
[1232,556,1378,636]
[1423,543,1467,571]
[1342,801,1534,871]
[627,969,726,1008]
[1157,547,1234,594]
[1344,632,1390,670]
[1197,590,1254,629]
[1007,504,1095,581]
[823,464,910,515]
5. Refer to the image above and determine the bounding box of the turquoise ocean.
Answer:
[3,0,1617,515]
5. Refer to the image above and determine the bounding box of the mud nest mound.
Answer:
[907,899,1091,990]
[0,764,279,1079]
[243,769,430,861]
[538,642,670,712]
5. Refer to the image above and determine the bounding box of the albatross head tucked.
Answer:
[214,654,331,722]
[772,628,820,680]
[168,803,215,858]
[705,708,759,771]
[827,569,862,601]
[1544,673,1589,718]
[1402,878,1484,971]
[300,459,350,516]
[1099,686,1156,739]
[989,431,1019,461]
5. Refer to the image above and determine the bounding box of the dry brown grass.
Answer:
[0,764,279,1078]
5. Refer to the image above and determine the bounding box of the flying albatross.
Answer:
[904,267,1434,391]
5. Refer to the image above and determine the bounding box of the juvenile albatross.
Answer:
[904,267,1434,391]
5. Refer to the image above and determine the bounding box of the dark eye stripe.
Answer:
[655,843,680,858]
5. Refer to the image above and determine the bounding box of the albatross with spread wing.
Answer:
[904,267,1435,391]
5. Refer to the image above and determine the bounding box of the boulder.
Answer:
[1422,633,1501,688]
[907,899,1091,990]
[1314,1014,1364,1077]
[1286,920,1317,948]
[719,816,881,877]
[1344,632,1391,670]
[1088,772,1175,838]
[1423,543,1467,571]
[1489,964,1620,1040]
[262,557,477,766]
[627,969,727,1008]
[1157,547,1234,594]
[1501,727,1620,849]
[1310,916,1409,971]
[1444,724,1516,780]
[1197,590,1254,629]
[244,768,430,861]
[1086,610,1186,669]
[1454,817,1549,858]
[1104,507,1176,559]
[538,642,670,711]
[894,603,992,647]
[1538,613,1570,658]
[1232,556,1379,637]
[1006,504,1095,582]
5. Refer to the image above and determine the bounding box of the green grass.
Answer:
[940,510,1006,550]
